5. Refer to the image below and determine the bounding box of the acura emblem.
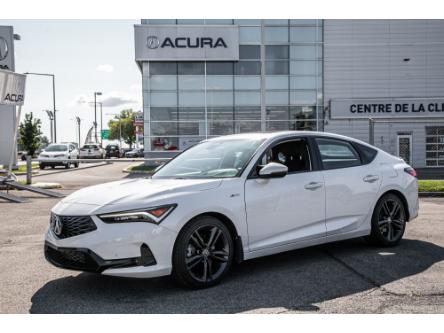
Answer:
[146,36,160,49]
[0,37,8,61]
[52,215,63,236]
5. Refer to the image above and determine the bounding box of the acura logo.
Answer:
[0,37,8,61]
[146,36,227,49]
[147,36,160,49]
[52,215,63,236]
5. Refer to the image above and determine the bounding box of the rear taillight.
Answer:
[404,167,417,178]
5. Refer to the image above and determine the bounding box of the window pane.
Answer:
[316,138,361,170]
[234,19,261,25]
[150,92,177,107]
[264,27,289,43]
[290,60,320,75]
[240,45,261,59]
[151,137,180,151]
[178,62,205,75]
[145,19,176,24]
[290,19,320,26]
[151,107,177,121]
[265,45,289,59]
[266,106,289,120]
[178,121,201,136]
[290,27,319,42]
[151,121,178,136]
[290,106,316,119]
[208,107,234,121]
[178,107,205,120]
[206,76,233,90]
[266,91,288,105]
[236,120,261,133]
[150,76,177,90]
[290,76,321,89]
[206,62,234,75]
[207,91,234,106]
[178,76,204,90]
[235,107,261,120]
[178,91,205,106]
[266,61,289,75]
[149,62,177,75]
[265,76,289,90]
[205,19,233,25]
[290,45,322,59]
[264,19,289,26]
[234,76,261,90]
[235,92,261,106]
[177,19,205,25]
[209,121,234,136]
[290,91,317,104]
[239,27,261,43]
[234,61,261,75]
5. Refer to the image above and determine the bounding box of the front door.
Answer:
[397,134,412,165]
[244,138,326,252]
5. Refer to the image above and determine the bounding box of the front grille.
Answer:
[50,213,97,239]
[45,243,101,272]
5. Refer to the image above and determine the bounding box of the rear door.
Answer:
[314,137,382,236]
[244,138,326,251]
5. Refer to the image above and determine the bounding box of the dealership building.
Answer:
[135,20,444,175]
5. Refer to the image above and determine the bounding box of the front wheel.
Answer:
[366,193,407,246]
[172,216,234,288]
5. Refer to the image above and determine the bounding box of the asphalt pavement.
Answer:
[0,163,443,313]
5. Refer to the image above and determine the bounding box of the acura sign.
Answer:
[0,69,26,106]
[331,98,444,119]
[135,25,239,61]
[0,36,8,61]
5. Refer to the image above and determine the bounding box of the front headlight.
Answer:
[98,204,177,224]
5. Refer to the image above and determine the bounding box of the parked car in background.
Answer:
[38,143,79,169]
[124,148,144,158]
[79,144,105,159]
[44,132,418,288]
[120,148,132,158]
[105,144,120,158]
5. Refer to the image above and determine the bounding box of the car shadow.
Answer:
[29,238,444,313]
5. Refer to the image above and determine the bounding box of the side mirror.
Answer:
[258,162,288,179]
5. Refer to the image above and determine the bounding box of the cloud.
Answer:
[130,83,142,91]
[70,91,141,109]
[96,64,114,73]
[101,93,138,107]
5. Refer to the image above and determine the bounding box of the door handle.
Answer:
[304,182,323,190]
[363,175,379,183]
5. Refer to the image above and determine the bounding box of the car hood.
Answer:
[59,177,222,211]
[41,151,67,156]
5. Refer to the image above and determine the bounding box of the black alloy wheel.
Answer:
[172,216,233,288]
[366,193,407,246]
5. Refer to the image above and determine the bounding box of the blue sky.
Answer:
[0,19,141,144]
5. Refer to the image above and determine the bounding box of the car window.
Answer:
[256,139,312,174]
[315,138,361,170]
[45,144,68,152]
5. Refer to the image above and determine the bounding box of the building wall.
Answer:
[324,20,444,168]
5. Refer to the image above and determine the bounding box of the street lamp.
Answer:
[24,72,57,142]
[44,110,54,143]
[94,92,102,143]
[75,116,81,147]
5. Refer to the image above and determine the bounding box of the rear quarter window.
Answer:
[353,142,378,165]
[315,137,361,170]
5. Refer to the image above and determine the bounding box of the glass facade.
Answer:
[140,19,323,153]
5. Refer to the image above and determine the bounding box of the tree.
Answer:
[108,109,137,148]
[40,135,50,148]
[19,112,42,157]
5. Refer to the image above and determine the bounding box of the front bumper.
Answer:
[44,213,178,278]
[39,158,69,166]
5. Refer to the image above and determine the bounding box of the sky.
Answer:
[0,19,141,145]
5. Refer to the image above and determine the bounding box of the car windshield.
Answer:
[152,138,264,179]
[83,145,98,149]
[44,144,67,152]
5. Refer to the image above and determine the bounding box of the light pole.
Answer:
[75,116,81,147]
[25,72,57,142]
[94,92,102,143]
[44,110,54,143]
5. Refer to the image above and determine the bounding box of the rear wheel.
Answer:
[172,216,234,288]
[39,164,45,170]
[366,193,407,246]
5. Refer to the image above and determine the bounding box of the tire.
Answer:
[365,193,407,246]
[172,216,234,289]
[39,164,45,170]
[51,165,55,169]
[74,162,79,168]
[65,163,69,169]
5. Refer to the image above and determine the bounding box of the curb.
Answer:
[122,164,155,175]
[419,192,444,197]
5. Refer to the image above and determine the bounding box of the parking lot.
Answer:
[0,162,443,313]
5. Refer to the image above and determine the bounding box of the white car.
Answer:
[45,131,419,288]
[79,144,105,159]
[38,143,79,169]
